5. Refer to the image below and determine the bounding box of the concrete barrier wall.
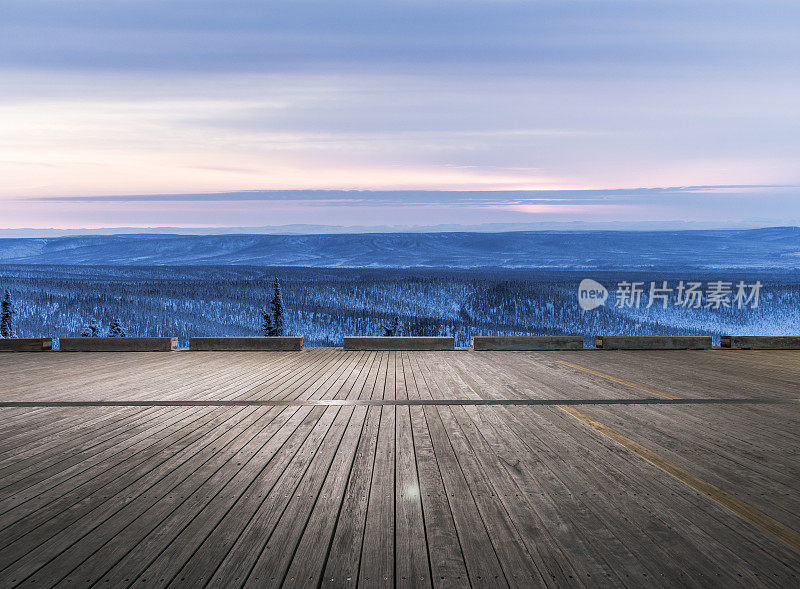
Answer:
[721,335,800,350]
[343,336,455,351]
[189,337,303,351]
[596,336,712,350]
[59,337,178,352]
[0,338,53,352]
[472,336,583,351]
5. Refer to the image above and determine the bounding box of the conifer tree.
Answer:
[270,278,285,336]
[261,310,274,337]
[0,290,14,338]
[81,320,100,337]
[108,319,126,337]
[382,315,400,336]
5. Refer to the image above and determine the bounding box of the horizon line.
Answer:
[18,184,797,202]
[1,223,798,239]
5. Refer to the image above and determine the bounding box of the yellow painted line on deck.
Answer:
[555,360,680,400]
[558,404,800,555]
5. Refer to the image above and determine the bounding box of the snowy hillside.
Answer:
[0,228,798,269]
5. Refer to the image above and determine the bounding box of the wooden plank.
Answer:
[0,406,158,467]
[448,404,593,585]
[357,350,396,585]
[4,347,317,403]
[4,350,229,403]
[500,404,691,584]
[270,349,359,402]
[393,352,431,587]
[0,350,296,463]
[402,351,468,587]
[3,352,183,401]
[358,405,395,586]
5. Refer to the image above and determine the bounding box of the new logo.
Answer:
[578,279,608,310]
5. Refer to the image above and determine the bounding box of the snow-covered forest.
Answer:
[1,265,796,347]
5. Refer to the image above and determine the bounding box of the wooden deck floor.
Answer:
[0,349,798,587]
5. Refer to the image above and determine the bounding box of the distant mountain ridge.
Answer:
[0,228,798,269]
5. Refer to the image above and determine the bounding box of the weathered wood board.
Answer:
[189,336,303,351]
[59,337,178,352]
[343,336,454,351]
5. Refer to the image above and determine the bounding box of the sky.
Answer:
[1,0,799,231]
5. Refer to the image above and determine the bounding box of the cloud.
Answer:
[24,185,796,204]
[2,1,799,74]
